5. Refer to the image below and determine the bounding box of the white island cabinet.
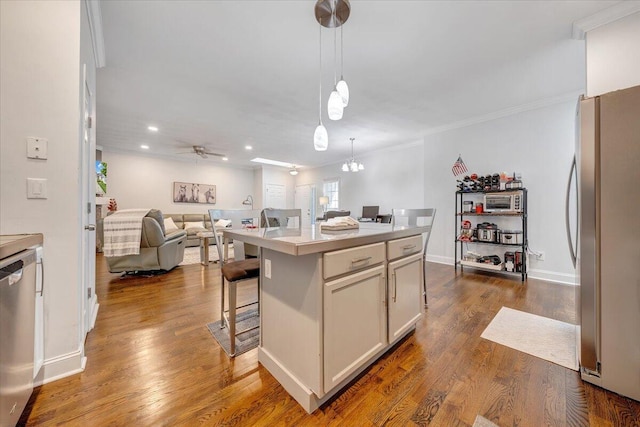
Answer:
[222,223,429,413]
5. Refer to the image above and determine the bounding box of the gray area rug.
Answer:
[207,308,259,357]
[481,306,578,371]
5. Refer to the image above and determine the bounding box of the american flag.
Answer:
[451,156,468,176]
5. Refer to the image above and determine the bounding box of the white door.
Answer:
[388,253,423,343]
[294,184,314,226]
[81,65,97,340]
[265,183,285,208]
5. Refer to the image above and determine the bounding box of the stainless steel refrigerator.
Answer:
[566,84,640,401]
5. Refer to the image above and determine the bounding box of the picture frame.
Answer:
[173,182,216,204]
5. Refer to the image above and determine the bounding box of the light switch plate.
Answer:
[27,137,48,159]
[27,178,48,199]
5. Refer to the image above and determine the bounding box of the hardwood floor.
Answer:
[22,256,640,426]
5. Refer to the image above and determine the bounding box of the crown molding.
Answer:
[85,0,106,68]
[572,1,640,40]
[423,90,583,137]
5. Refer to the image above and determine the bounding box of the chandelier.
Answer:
[342,138,363,172]
[313,0,351,151]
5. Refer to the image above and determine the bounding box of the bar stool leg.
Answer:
[220,275,225,327]
[228,281,237,356]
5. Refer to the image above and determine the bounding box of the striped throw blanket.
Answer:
[103,209,151,257]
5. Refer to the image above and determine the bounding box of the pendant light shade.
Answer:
[314,123,329,151]
[336,79,349,107]
[328,89,344,120]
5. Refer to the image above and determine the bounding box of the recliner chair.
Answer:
[105,209,187,273]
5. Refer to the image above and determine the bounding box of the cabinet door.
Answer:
[324,264,386,391]
[388,253,423,343]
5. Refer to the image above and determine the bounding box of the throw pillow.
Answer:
[184,221,205,230]
[164,217,179,232]
[215,219,232,228]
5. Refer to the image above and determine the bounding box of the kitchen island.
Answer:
[223,223,429,413]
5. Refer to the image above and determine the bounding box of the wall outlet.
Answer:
[536,251,545,261]
[265,259,272,279]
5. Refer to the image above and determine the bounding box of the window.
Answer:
[323,178,340,210]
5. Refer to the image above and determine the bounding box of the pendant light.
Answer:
[313,22,328,151]
[327,4,343,121]
[336,24,349,107]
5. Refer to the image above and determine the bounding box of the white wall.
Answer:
[423,101,578,283]
[101,151,255,214]
[1,0,88,380]
[295,141,425,218]
[586,12,640,96]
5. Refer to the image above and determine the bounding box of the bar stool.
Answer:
[261,208,302,228]
[208,209,261,356]
[391,208,437,307]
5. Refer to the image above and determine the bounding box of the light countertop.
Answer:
[0,234,44,259]
[223,223,428,256]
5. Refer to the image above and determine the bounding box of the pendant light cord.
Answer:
[340,24,344,79]
[318,23,322,123]
[333,0,337,87]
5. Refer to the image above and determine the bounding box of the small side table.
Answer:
[197,231,215,266]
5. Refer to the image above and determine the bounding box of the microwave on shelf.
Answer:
[484,192,523,213]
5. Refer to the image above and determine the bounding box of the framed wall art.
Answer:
[173,182,216,204]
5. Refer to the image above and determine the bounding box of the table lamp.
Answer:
[319,196,329,213]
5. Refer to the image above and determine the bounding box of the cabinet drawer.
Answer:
[387,235,422,261]
[323,242,385,280]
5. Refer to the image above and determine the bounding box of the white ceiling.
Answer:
[97,0,617,170]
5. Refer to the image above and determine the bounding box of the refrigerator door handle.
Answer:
[565,155,577,268]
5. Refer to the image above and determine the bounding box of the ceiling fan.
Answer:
[179,145,226,159]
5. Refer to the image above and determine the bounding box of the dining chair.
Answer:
[261,208,302,228]
[391,208,437,307]
[208,209,262,356]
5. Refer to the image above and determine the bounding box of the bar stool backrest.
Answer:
[209,209,261,265]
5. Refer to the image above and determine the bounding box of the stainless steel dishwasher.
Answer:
[0,248,36,427]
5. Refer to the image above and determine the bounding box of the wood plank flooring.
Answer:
[21,256,640,426]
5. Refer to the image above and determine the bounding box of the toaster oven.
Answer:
[484,192,523,213]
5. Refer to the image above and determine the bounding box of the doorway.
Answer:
[295,184,315,226]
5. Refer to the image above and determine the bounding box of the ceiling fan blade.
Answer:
[203,151,225,157]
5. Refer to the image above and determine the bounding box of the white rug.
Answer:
[481,307,578,371]
[473,415,499,427]
[179,245,234,266]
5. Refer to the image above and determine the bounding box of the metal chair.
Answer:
[391,208,437,307]
[261,208,302,228]
[325,210,351,220]
[208,209,262,356]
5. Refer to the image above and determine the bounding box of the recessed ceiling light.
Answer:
[140,144,149,149]
[245,145,252,150]
[251,157,296,168]
[222,157,228,161]
[147,126,158,132]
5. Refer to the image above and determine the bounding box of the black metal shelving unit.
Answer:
[454,188,528,281]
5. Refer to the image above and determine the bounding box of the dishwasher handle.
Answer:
[0,259,25,283]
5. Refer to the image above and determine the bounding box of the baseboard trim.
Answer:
[90,300,100,331]
[425,254,453,265]
[425,255,575,285]
[38,347,85,386]
[527,269,575,286]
